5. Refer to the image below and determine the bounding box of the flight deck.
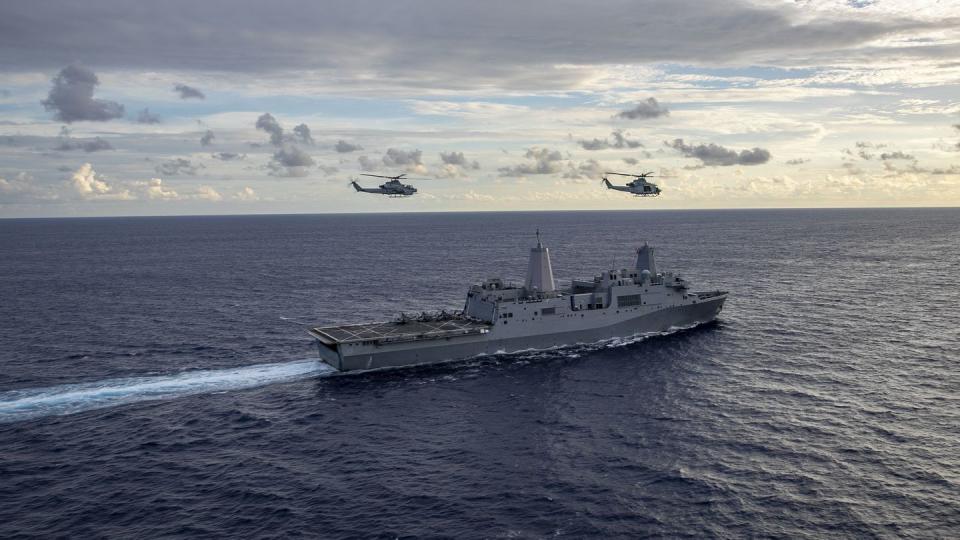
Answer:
[310,318,492,346]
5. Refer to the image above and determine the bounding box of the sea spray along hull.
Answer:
[312,295,725,372]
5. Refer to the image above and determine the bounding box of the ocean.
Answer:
[1,209,958,538]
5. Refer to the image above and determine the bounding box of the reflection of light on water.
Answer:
[0,359,335,424]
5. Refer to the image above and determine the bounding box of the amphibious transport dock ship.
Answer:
[310,235,727,372]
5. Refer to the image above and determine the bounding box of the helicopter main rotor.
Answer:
[361,173,408,181]
[605,171,658,179]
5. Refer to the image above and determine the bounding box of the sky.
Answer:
[1,0,959,217]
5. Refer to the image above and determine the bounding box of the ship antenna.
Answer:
[536,228,542,247]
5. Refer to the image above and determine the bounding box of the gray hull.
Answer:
[318,296,724,372]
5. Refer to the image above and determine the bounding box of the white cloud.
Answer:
[0,172,60,203]
[193,185,222,201]
[70,163,132,199]
[131,178,179,200]
[234,186,258,201]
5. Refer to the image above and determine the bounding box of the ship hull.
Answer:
[318,295,724,372]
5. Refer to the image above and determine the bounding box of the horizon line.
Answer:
[2,205,958,221]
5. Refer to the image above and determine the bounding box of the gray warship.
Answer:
[310,234,727,372]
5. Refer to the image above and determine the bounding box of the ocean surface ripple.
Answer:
[1,209,958,538]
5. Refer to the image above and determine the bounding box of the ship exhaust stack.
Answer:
[635,243,657,276]
[525,230,556,294]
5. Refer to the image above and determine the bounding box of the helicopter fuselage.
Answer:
[351,180,417,197]
[602,178,661,196]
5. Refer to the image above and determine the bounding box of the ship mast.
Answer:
[526,229,556,294]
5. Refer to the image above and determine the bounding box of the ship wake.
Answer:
[0,359,336,424]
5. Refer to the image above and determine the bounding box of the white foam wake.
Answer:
[0,359,335,424]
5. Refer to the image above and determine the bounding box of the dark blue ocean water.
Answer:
[1,209,959,538]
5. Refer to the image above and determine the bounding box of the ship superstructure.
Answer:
[310,234,726,372]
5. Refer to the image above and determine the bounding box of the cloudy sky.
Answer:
[1,0,959,217]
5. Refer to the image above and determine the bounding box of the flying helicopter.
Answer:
[350,173,419,197]
[601,171,663,197]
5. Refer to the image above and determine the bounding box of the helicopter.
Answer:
[601,171,663,197]
[350,173,419,197]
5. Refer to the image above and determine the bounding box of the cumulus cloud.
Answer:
[70,163,129,199]
[255,113,314,148]
[133,178,179,200]
[382,148,422,167]
[563,159,604,180]
[174,83,205,100]
[192,185,222,201]
[440,151,480,169]
[436,151,480,178]
[0,172,60,203]
[155,158,203,176]
[616,98,669,120]
[200,129,215,146]
[880,150,914,160]
[883,161,960,176]
[381,148,426,173]
[786,158,810,165]
[579,130,644,150]
[255,113,315,175]
[334,140,363,153]
[256,113,285,146]
[211,152,246,161]
[136,108,161,124]
[292,123,314,145]
[849,141,887,160]
[54,126,113,152]
[499,147,565,176]
[578,138,609,151]
[41,65,124,123]
[234,186,258,201]
[4,163,232,204]
[268,146,315,177]
[273,146,314,167]
[358,155,379,171]
[666,139,771,166]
